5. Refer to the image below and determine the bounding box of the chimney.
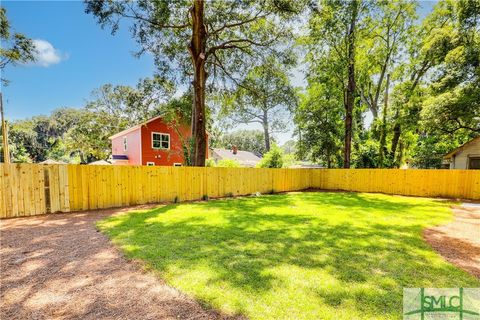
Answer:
[232,145,238,155]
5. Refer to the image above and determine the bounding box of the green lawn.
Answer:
[97,192,479,320]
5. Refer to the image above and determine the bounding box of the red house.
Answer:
[109,116,207,166]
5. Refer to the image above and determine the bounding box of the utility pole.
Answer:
[1,92,10,163]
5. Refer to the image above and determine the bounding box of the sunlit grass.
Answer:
[97,192,479,320]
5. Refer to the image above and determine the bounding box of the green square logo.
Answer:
[404,288,480,319]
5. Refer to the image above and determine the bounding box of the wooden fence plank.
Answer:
[0,164,479,218]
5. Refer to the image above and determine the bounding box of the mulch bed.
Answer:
[0,206,239,320]
[424,204,480,279]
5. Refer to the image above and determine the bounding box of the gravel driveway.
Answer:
[0,207,236,320]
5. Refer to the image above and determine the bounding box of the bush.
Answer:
[205,159,216,167]
[257,145,284,168]
[217,159,241,167]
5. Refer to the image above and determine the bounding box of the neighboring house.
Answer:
[211,147,261,167]
[109,116,208,166]
[443,136,480,169]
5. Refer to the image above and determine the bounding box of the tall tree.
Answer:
[0,7,36,163]
[388,0,479,167]
[85,0,301,166]
[309,0,368,168]
[295,82,344,168]
[219,55,297,151]
[213,129,271,156]
[358,0,417,119]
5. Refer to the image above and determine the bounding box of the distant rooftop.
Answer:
[211,148,261,167]
[38,159,66,164]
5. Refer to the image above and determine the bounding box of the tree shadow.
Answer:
[98,192,480,318]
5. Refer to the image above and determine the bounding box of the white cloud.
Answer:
[32,39,66,67]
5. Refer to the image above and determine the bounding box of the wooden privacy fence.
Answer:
[310,169,480,200]
[0,164,479,218]
[0,164,311,218]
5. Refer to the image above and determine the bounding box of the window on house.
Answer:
[123,137,127,151]
[173,163,182,167]
[468,157,480,169]
[146,162,155,166]
[152,132,170,149]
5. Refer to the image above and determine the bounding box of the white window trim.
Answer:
[146,162,155,166]
[123,136,127,151]
[173,163,182,167]
[151,132,170,150]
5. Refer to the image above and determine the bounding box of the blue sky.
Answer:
[2,0,154,120]
[2,1,437,144]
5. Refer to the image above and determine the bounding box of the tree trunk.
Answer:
[262,110,270,151]
[326,149,331,168]
[189,0,207,166]
[378,73,389,167]
[79,152,86,164]
[0,93,10,164]
[343,0,358,169]
[390,122,401,160]
[389,61,429,162]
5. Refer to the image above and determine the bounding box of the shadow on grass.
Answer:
[98,192,479,318]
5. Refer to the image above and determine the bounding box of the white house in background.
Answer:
[210,146,261,167]
[443,136,480,169]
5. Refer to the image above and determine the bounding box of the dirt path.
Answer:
[424,203,480,279]
[0,207,236,320]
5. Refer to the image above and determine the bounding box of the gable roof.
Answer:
[109,115,164,140]
[108,115,209,140]
[212,148,261,167]
[444,136,480,159]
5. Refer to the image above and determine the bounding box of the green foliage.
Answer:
[216,159,241,168]
[0,7,36,84]
[282,154,297,168]
[98,192,479,319]
[85,0,301,86]
[257,144,284,168]
[5,78,178,163]
[85,0,303,166]
[205,158,216,167]
[212,130,270,156]
[281,140,297,155]
[218,54,298,152]
[295,83,344,167]
[7,109,83,163]
[299,0,479,168]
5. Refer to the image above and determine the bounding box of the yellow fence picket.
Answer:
[0,164,479,218]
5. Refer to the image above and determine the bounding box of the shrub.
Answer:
[217,159,241,167]
[205,159,216,167]
[257,145,284,168]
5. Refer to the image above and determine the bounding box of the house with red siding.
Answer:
[109,116,207,166]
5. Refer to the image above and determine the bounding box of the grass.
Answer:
[97,192,479,320]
